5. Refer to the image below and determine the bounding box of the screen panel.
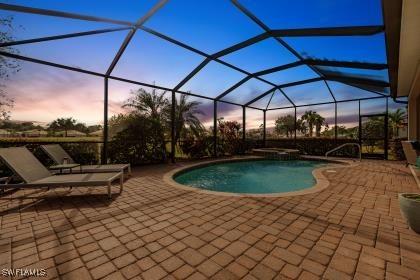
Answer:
[336,101,359,139]
[282,81,334,106]
[144,0,263,53]
[360,98,387,115]
[0,10,120,42]
[388,99,408,142]
[237,0,383,29]
[220,38,297,73]
[11,30,130,73]
[180,61,246,98]
[249,91,274,110]
[283,33,387,64]
[177,94,214,131]
[221,78,272,105]
[245,108,263,140]
[267,90,294,109]
[296,104,335,138]
[108,78,172,150]
[260,65,319,85]
[1,0,159,21]
[316,66,389,83]
[266,108,295,139]
[327,81,381,101]
[111,30,204,88]
[3,61,104,140]
[217,102,242,124]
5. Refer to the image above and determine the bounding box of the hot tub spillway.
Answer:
[252,148,300,160]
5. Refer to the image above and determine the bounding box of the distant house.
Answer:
[0,129,10,137]
[21,129,48,137]
[89,130,103,137]
[56,130,87,137]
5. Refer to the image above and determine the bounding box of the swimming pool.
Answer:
[174,159,327,194]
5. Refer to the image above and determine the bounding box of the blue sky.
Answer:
[0,0,401,127]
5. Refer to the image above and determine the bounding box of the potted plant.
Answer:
[399,193,420,233]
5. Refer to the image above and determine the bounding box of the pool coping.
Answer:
[163,156,359,198]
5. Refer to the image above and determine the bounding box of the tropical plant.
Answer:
[118,88,207,162]
[48,117,77,137]
[108,114,167,164]
[217,119,244,155]
[259,123,264,138]
[313,114,327,137]
[301,110,317,137]
[169,94,205,144]
[296,119,307,136]
[301,111,327,137]
[274,115,295,138]
[123,88,169,161]
[0,16,20,120]
[180,135,213,158]
[322,125,358,139]
[123,88,169,120]
[0,121,43,132]
[218,119,241,140]
[388,108,406,139]
[362,116,384,153]
[108,113,130,139]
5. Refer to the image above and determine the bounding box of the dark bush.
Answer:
[108,114,168,165]
[265,138,360,157]
[180,136,213,158]
[60,143,101,164]
[390,139,406,160]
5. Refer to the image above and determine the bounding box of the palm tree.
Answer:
[388,108,406,139]
[259,123,264,138]
[123,88,169,159]
[296,119,307,136]
[124,88,169,120]
[313,114,326,137]
[171,94,205,144]
[301,111,317,137]
[48,117,76,137]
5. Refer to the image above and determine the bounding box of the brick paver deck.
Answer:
[1,160,420,279]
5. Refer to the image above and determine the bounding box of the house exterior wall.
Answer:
[408,66,420,140]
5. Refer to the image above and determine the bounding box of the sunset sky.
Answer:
[1,0,405,129]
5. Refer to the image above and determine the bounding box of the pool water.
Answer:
[174,160,326,194]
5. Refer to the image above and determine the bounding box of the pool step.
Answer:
[252,148,300,160]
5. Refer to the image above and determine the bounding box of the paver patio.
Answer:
[1,160,420,280]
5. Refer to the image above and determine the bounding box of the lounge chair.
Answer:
[402,141,420,166]
[0,147,123,199]
[40,144,131,177]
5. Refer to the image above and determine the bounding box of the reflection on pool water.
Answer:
[174,160,326,194]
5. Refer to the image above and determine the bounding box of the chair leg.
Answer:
[108,182,112,199]
[119,174,124,194]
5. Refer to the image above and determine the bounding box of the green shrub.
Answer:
[390,139,406,160]
[108,114,168,165]
[265,138,360,157]
[180,136,213,158]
